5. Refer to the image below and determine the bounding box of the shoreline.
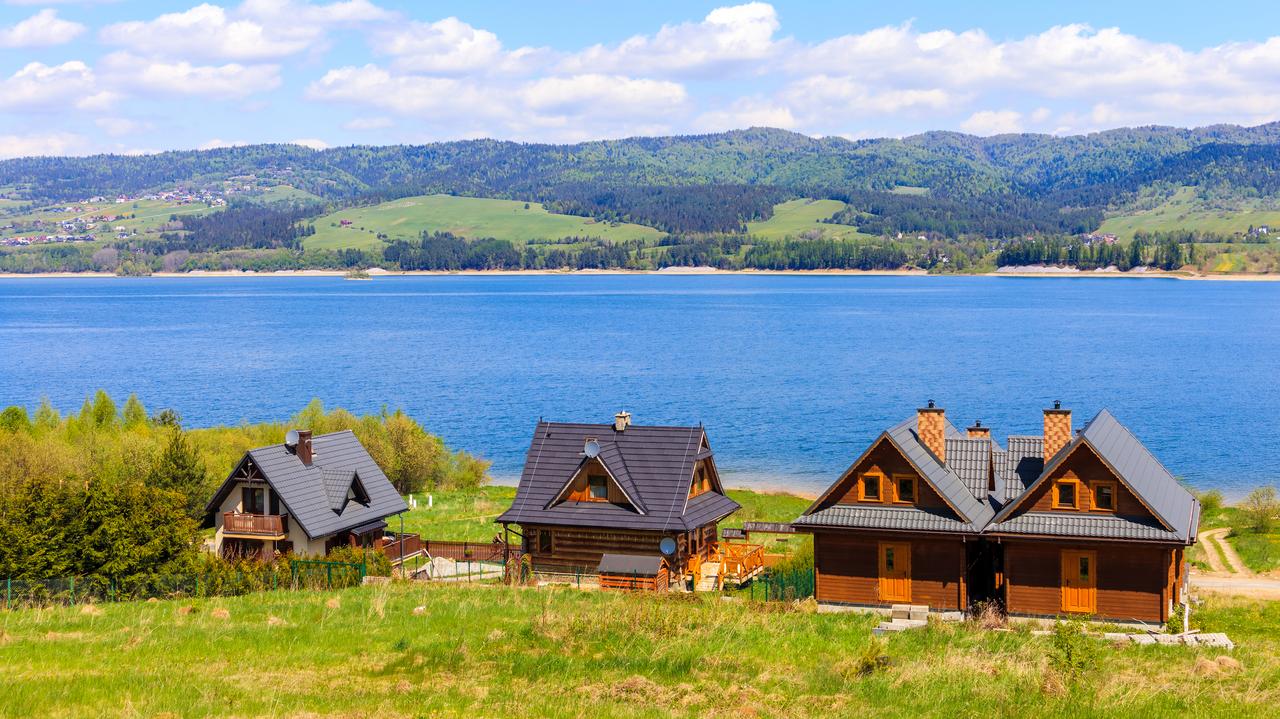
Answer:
[1,267,1277,282]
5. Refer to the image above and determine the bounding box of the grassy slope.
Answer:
[1189,504,1280,574]
[1,584,1275,718]
[397,487,811,544]
[305,194,662,251]
[745,199,872,240]
[1099,187,1280,241]
[0,198,215,241]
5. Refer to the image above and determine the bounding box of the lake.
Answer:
[1,274,1277,497]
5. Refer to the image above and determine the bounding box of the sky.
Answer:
[2,0,1280,157]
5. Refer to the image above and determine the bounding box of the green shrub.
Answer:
[1243,486,1279,533]
[1197,489,1223,514]
[1050,620,1098,678]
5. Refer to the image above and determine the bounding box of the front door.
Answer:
[1061,550,1097,614]
[878,541,912,602]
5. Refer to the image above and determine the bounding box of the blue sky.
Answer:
[2,1,1279,157]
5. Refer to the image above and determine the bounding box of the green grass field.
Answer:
[746,199,872,240]
[1,583,1274,718]
[0,197,217,242]
[305,195,662,251]
[1099,187,1280,241]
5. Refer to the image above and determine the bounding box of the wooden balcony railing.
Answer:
[222,512,287,536]
[381,532,424,563]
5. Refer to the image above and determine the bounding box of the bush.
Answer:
[1242,486,1279,533]
[1197,489,1224,514]
[326,545,393,577]
[1050,620,1098,678]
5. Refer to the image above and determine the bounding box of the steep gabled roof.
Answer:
[1002,436,1045,504]
[989,410,1199,542]
[205,430,407,540]
[800,416,995,532]
[496,421,739,531]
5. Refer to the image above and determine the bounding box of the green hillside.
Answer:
[1099,187,1280,241]
[306,194,662,250]
[746,199,873,240]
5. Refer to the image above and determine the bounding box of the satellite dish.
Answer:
[583,439,601,458]
[659,537,677,556]
[285,429,299,448]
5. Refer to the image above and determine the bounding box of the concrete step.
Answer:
[873,618,928,635]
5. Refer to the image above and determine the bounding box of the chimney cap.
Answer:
[1054,400,1062,410]
[972,420,983,428]
[919,400,943,412]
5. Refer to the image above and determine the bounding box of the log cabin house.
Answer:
[495,413,743,587]
[204,429,408,560]
[796,402,1199,624]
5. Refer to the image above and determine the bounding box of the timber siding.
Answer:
[814,531,965,610]
[1004,540,1174,622]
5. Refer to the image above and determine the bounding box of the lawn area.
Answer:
[1,583,1274,718]
[1098,187,1280,241]
[305,194,662,251]
[0,197,217,241]
[746,198,872,240]
[1189,502,1280,575]
[398,486,812,544]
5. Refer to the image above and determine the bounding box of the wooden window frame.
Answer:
[537,529,552,554]
[891,474,917,504]
[1052,479,1080,510]
[858,472,884,502]
[1090,481,1117,512]
[586,474,609,501]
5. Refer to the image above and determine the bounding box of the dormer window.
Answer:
[1092,482,1116,511]
[893,475,916,504]
[1053,479,1079,509]
[859,473,883,502]
[587,474,608,500]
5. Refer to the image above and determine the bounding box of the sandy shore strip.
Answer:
[0,266,1275,281]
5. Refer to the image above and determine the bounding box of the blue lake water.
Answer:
[1,274,1277,497]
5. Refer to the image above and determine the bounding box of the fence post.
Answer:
[70,576,76,605]
[5,576,9,610]
[326,563,333,589]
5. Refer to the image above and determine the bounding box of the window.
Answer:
[242,487,265,514]
[588,474,608,500]
[893,475,916,504]
[1078,555,1090,582]
[1053,480,1078,509]
[884,546,896,571]
[859,473,883,502]
[537,529,552,554]
[1092,482,1116,511]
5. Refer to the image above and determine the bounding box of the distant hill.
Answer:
[4,123,1280,239]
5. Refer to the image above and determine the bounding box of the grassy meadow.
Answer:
[1,582,1275,718]
[745,199,872,240]
[1189,500,1280,575]
[0,197,218,242]
[1098,187,1280,241]
[305,194,662,251]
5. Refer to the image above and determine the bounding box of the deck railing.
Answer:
[381,532,424,562]
[222,512,287,536]
[718,542,766,585]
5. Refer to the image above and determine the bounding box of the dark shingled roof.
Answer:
[598,553,665,576]
[990,410,1199,543]
[794,505,978,533]
[496,421,740,531]
[799,408,1198,545]
[205,430,407,541]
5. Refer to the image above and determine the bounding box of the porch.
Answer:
[221,511,288,540]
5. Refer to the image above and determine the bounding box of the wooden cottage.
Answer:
[495,412,741,584]
[204,429,408,560]
[797,403,1199,624]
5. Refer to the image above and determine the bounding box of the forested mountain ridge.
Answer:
[6,123,1280,208]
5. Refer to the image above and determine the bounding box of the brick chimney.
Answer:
[1043,401,1072,459]
[613,411,631,432]
[296,429,313,465]
[967,420,991,439]
[917,400,946,462]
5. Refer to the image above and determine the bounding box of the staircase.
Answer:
[696,560,722,592]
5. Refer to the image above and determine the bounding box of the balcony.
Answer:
[222,512,288,538]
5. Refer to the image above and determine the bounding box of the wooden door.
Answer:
[1060,550,1097,614]
[878,542,911,602]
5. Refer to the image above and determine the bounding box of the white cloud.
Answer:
[562,2,781,76]
[694,98,796,132]
[0,9,85,47]
[199,138,250,150]
[342,116,393,130]
[0,61,98,111]
[101,1,391,61]
[961,110,1023,135]
[377,17,505,74]
[306,64,503,117]
[521,75,687,118]
[101,52,282,99]
[0,132,87,159]
[95,117,151,137]
[290,137,329,149]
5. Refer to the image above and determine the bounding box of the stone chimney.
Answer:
[967,420,991,439]
[296,429,313,465]
[613,411,631,432]
[917,400,946,462]
[1043,401,1072,459]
